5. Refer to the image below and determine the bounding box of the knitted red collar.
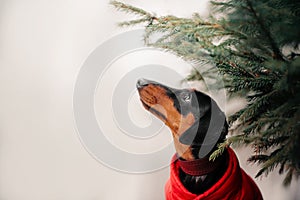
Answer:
[176,150,227,176]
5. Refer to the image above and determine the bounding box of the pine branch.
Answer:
[245,0,285,61]
[283,168,294,187]
[118,18,152,27]
[209,141,231,161]
[110,1,152,18]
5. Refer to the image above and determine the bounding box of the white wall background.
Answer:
[0,0,299,199]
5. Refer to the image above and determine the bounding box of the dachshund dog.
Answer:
[136,78,263,200]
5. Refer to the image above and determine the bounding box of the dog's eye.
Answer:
[181,93,191,102]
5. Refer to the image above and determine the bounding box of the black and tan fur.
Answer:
[136,78,228,194]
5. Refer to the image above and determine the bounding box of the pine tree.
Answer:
[111,0,300,186]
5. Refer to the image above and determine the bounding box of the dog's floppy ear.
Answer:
[179,92,227,146]
[179,114,213,146]
[179,119,201,145]
[179,92,212,146]
[179,111,227,146]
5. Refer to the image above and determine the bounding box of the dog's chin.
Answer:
[140,100,151,110]
[140,99,167,122]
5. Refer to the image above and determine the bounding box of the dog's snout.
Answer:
[136,78,149,89]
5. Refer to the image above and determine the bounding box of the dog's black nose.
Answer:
[136,78,149,89]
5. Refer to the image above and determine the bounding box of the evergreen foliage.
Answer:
[111,0,300,186]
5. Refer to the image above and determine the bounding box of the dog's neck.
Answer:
[177,149,225,176]
[172,135,196,161]
[171,129,225,175]
[171,129,212,161]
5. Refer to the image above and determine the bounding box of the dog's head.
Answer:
[136,78,227,159]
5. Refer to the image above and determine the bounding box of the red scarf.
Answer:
[165,148,263,200]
